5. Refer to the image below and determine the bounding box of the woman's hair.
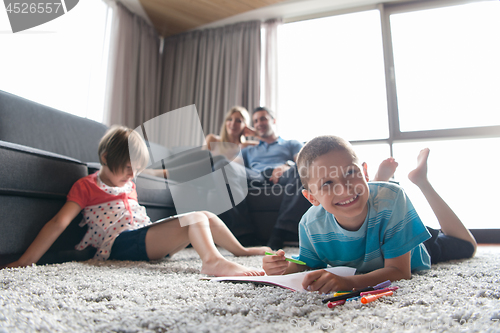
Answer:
[219,106,250,143]
[98,125,149,173]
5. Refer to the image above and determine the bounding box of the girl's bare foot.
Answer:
[408,148,430,188]
[201,257,265,277]
[233,246,272,257]
[373,158,398,181]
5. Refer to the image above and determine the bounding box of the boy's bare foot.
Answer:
[373,158,398,181]
[408,148,430,188]
[362,162,370,182]
[201,257,265,277]
[233,246,272,257]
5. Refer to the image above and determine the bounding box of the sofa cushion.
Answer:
[0,90,108,163]
[135,173,174,207]
[0,196,89,257]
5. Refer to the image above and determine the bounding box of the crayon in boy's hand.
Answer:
[264,252,307,265]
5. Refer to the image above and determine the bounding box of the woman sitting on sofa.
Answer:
[143,106,258,180]
[140,106,262,246]
[201,106,263,246]
[204,106,259,160]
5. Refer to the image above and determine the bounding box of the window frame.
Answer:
[379,0,500,150]
[280,0,500,242]
[283,0,500,150]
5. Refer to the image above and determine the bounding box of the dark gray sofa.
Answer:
[0,90,286,266]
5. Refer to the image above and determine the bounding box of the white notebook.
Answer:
[208,266,356,292]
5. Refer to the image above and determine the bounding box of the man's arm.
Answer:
[269,140,302,183]
[301,252,412,293]
[240,146,250,169]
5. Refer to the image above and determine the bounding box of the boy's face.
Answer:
[302,150,369,231]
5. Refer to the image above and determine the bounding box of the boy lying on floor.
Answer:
[263,135,476,293]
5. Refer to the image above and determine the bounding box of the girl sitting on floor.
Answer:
[2,126,270,276]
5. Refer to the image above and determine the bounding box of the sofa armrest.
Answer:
[0,140,89,260]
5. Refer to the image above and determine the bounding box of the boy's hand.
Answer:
[302,270,351,294]
[262,249,289,275]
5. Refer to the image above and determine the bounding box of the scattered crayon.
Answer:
[333,291,351,297]
[322,280,391,303]
[361,290,393,304]
[360,286,399,296]
[327,300,346,308]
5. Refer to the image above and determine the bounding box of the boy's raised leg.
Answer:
[408,148,477,255]
[373,157,399,181]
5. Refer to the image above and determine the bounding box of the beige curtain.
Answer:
[160,21,261,138]
[104,2,161,128]
[262,18,282,119]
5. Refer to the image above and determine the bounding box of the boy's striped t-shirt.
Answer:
[296,182,432,273]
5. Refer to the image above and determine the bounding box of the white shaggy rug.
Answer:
[1,246,500,332]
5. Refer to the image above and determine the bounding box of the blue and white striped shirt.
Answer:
[296,182,431,273]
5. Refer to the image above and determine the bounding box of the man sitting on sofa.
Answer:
[241,107,312,250]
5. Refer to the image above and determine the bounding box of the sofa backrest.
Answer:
[0,90,108,163]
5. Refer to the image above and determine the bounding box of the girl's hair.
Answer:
[219,106,250,144]
[297,135,358,190]
[98,125,149,173]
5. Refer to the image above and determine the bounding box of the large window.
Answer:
[392,138,500,230]
[390,1,500,132]
[0,0,111,122]
[277,10,388,143]
[277,0,500,231]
